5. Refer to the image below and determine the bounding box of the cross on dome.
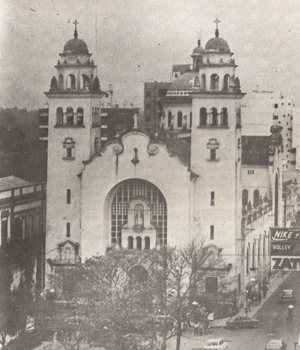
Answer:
[214,17,221,37]
[73,19,79,39]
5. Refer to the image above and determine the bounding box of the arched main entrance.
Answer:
[110,179,167,248]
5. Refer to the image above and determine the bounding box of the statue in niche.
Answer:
[134,204,144,229]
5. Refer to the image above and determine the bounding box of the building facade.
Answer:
[45,24,284,297]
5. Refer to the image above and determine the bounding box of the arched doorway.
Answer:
[109,179,167,247]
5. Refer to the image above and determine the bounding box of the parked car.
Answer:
[265,339,287,350]
[226,315,259,329]
[280,289,294,303]
[204,338,227,350]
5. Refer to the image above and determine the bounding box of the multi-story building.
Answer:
[0,175,46,293]
[242,91,295,171]
[143,82,171,136]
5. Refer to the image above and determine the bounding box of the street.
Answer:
[168,272,300,350]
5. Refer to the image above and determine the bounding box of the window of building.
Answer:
[77,107,84,126]
[177,112,183,128]
[207,138,219,161]
[273,115,278,120]
[63,137,75,160]
[246,245,249,274]
[174,73,178,78]
[56,107,63,125]
[1,217,8,245]
[66,107,74,125]
[211,191,215,206]
[274,104,278,108]
[200,108,207,126]
[242,189,248,207]
[248,170,254,175]
[66,222,70,237]
[144,237,150,250]
[210,74,219,90]
[128,236,133,250]
[253,189,259,208]
[283,114,286,118]
[238,138,241,149]
[210,149,216,160]
[210,225,214,240]
[189,112,192,128]
[221,108,228,126]
[211,108,218,126]
[136,236,142,250]
[167,111,172,127]
[67,189,71,204]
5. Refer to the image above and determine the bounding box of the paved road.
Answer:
[169,272,300,350]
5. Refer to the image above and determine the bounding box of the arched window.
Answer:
[167,111,172,128]
[253,189,259,208]
[144,237,150,250]
[128,236,133,250]
[223,74,230,91]
[221,108,228,126]
[136,237,142,250]
[246,244,249,274]
[58,74,64,90]
[201,74,206,90]
[67,74,76,89]
[77,107,84,126]
[210,74,219,90]
[200,108,207,126]
[56,107,63,125]
[211,108,218,126]
[193,76,200,87]
[242,189,248,207]
[177,112,183,128]
[189,112,192,128]
[66,107,74,125]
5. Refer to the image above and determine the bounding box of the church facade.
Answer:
[45,23,282,294]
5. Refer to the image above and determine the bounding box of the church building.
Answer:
[45,21,282,294]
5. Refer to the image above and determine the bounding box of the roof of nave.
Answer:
[241,136,269,166]
[0,176,32,191]
[157,134,191,167]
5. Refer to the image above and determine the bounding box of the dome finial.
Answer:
[73,19,79,39]
[214,17,221,38]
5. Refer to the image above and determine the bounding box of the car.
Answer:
[265,339,287,350]
[280,289,294,303]
[204,338,227,350]
[226,315,259,329]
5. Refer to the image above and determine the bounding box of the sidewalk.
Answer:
[210,272,291,328]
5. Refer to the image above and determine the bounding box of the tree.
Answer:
[38,242,218,350]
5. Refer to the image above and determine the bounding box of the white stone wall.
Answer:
[81,132,191,259]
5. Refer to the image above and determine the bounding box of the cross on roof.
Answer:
[214,17,220,37]
[73,19,79,38]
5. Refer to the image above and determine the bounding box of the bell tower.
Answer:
[45,22,104,276]
[190,19,245,284]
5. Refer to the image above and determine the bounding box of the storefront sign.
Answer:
[270,228,300,257]
[271,256,300,271]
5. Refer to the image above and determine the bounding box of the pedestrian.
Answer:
[247,298,252,312]
[262,284,268,298]
[194,322,199,336]
[258,291,262,306]
[286,305,294,322]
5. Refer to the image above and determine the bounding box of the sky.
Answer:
[1,0,300,110]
